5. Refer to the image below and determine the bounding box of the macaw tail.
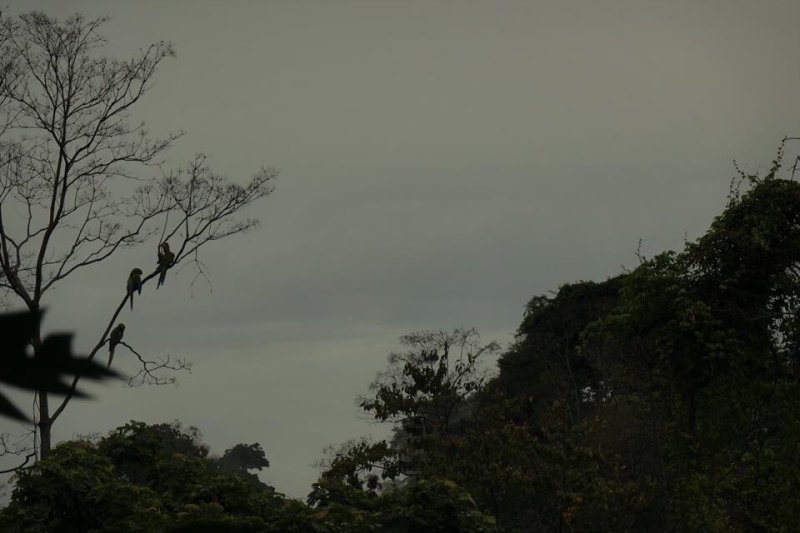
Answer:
[129,293,134,310]
[108,347,115,368]
[157,270,166,289]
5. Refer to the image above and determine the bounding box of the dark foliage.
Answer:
[0,309,120,421]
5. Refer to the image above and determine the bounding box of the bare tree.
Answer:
[0,11,277,458]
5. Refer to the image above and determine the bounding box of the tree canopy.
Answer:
[0,421,497,532]
[310,144,800,531]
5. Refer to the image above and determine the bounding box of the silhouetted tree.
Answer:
[0,11,277,459]
[213,443,271,488]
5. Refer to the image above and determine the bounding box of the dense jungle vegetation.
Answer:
[3,152,800,532]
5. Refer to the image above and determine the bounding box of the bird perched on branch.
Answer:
[127,268,143,310]
[108,323,125,368]
[156,242,175,289]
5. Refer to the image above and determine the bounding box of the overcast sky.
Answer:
[2,0,800,499]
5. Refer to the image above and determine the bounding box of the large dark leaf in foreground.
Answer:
[0,310,121,421]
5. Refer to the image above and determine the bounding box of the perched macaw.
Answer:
[108,323,125,368]
[156,242,175,289]
[127,268,143,310]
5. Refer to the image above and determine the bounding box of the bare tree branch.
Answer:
[0,452,36,474]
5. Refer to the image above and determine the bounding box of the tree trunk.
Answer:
[31,309,52,459]
[38,391,51,458]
